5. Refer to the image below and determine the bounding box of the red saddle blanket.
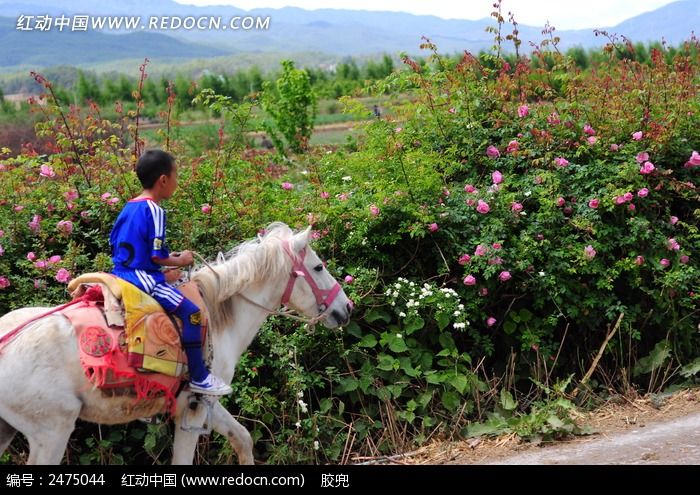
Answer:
[62,300,181,413]
[62,273,209,414]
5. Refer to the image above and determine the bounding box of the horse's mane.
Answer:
[192,222,295,331]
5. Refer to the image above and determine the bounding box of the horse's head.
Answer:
[281,227,354,328]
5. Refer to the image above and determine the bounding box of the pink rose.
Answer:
[64,190,79,201]
[57,220,73,235]
[492,170,503,185]
[492,243,502,250]
[463,275,476,286]
[554,157,569,167]
[667,238,680,251]
[108,197,119,206]
[474,245,487,257]
[369,205,380,216]
[685,150,700,168]
[518,104,529,118]
[479,288,489,297]
[506,140,519,153]
[34,260,47,269]
[27,252,37,261]
[610,144,620,152]
[583,124,596,136]
[670,216,679,225]
[55,268,71,283]
[0,245,3,257]
[13,205,24,212]
[486,145,500,159]
[547,112,560,125]
[48,255,62,264]
[101,192,112,201]
[486,317,497,327]
[458,254,471,265]
[498,271,511,282]
[614,196,626,205]
[201,204,212,214]
[0,276,10,289]
[584,245,596,260]
[680,255,689,264]
[628,203,636,211]
[637,188,649,198]
[632,131,643,141]
[428,223,439,233]
[39,164,55,178]
[640,161,655,174]
[320,191,330,199]
[660,258,670,268]
[636,256,644,265]
[556,197,565,207]
[623,192,634,202]
[587,136,597,145]
[511,202,523,213]
[464,184,477,194]
[476,200,490,214]
[636,152,649,164]
[28,214,42,232]
[588,199,599,209]
[344,275,354,284]
[281,182,294,190]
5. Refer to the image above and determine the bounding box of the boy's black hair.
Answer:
[136,150,175,188]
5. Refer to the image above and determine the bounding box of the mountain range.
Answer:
[0,0,698,72]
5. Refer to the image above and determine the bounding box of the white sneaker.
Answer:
[189,373,232,396]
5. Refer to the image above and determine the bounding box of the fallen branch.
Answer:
[573,313,624,397]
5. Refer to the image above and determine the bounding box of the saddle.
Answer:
[63,273,208,411]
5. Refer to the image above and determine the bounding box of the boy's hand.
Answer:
[172,250,194,266]
[164,268,182,284]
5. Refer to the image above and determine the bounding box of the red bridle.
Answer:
[280,241,343,314]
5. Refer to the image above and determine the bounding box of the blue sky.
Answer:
[174,0,678,29]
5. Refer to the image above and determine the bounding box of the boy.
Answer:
[110,149,231,396]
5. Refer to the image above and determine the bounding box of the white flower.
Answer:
[453,310,461,317]
[524,191,532,197]
[342,176,352,182]
[298,399,308,413]
[295,421,301,428]
[301,170,309,175]
[458,304,464,310]
[538,271,545,277]
[297,391,304,398]
[453,322,466,329]
[314,441,320,450]
[409,282,415,287]
[399,312,406,318]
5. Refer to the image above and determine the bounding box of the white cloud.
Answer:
[175,0,678,29]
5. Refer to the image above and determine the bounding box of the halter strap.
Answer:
[280,241,343,313]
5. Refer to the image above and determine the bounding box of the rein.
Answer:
[191,244,334,327]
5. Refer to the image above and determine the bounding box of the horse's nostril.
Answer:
[346,302,354,313]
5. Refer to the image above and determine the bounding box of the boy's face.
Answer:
[160,163,178,199]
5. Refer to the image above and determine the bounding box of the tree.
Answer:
[261,60,317,154]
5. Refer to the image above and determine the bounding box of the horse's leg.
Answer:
[211,402,254,465]
[0,417,17,456]
[25,402,81,465]
[171,395,209,465]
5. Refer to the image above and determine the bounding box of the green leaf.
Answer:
[377,353,397,371]
[519,309,533,322]
[345,321,362,338]
[338,377,359,392]
[436,312,450,331]
[633,340,671,376]
[450,374,469,394]
[500,389,517,411]
[359,334,378,348]
[365,308,391,323]
[319,398,332,414]
[404,315,425,334]
[388,336,408,353]
[441,390,461,411]
[680,357,700,378]
[503,320,517,335]
[438,332,456,351]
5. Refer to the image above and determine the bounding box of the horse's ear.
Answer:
[216,251,225,264]
[292,226,312,252]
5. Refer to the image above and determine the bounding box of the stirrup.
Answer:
[180,393,215,434]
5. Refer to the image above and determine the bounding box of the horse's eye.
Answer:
[314,264,323,272]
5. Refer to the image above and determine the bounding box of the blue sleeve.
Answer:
[144,203,170,261]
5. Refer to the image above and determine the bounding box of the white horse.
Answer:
[0,222,353,464]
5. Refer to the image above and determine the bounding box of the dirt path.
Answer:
[366,389,700,465]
